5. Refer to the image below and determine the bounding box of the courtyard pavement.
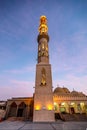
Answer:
[0,120,87,130]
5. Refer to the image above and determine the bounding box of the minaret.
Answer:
[37,15,49,64]
[33,16,55,122]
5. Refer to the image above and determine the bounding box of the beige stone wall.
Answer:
[33,64,55,122]
[35,64,53,94]
[33,109,54,122]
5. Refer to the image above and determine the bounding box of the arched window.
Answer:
[9,102,17,117]
[17,102,26,117]
[19,102,26,108]
[41,68,46,85]
[42,43,45,50]
[11,102,17,107]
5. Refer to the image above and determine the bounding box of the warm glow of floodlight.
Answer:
[35,105,41,110]
[54,102,57,105]
[47,104,53,110]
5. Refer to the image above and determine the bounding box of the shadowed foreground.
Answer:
[0,121,87,130]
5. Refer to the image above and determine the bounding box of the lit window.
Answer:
[61,102,65,106]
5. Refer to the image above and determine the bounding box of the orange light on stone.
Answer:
[47,104,53,110]
[35,105,41,110]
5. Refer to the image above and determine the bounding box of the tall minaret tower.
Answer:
[33,16,55,122]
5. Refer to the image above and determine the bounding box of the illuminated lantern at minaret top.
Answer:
[38,15,48,34]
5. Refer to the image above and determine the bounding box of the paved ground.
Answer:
[0,120,87,130]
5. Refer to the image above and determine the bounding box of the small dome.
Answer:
[71,91,86,97]
[62,87,70,93]
[78,92,86,96]
[54,87,65,93]
[71,91,79,96]
[71,90,78,93]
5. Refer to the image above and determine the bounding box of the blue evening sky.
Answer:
[0,0,87,100]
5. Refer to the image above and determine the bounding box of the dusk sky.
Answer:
[0,0,87,100]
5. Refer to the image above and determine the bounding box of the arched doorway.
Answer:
[70,102,75,114]
[60,102,67,114]
[53,102,61,120]
[17,102,26,117]
[70,107,75,114]
[9,102,17,117]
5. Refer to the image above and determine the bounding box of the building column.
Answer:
[16,105,19,117]
[5,105,10,119]
[25,104,31,120]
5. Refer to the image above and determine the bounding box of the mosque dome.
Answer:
[71,90,85,96]
[54,87,65,93]
[54,87,70,94]
[71,90,79,96]
[54,87,86,97]
[78,92,85,96]
[71,90,78,93]
[62,87,70,93]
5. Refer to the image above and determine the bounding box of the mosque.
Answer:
[5,16,87,122]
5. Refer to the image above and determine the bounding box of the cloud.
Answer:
[0,79,34,100]
[51,29,87,75]
[4,65,35,74]
[10,79,34,87]
[0,65,35,100]
[0,45,14,65]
